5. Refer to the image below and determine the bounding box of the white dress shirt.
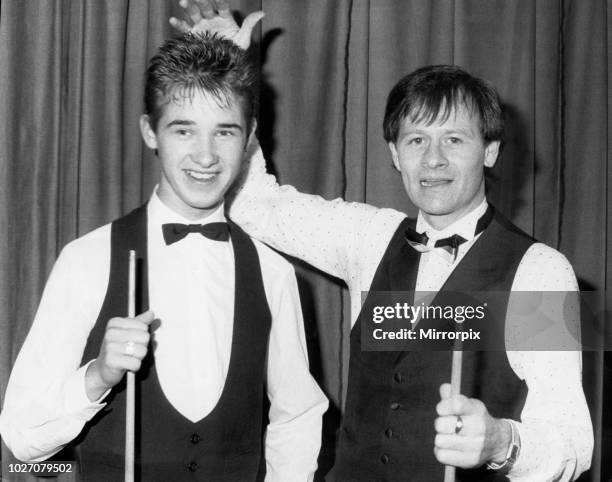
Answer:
[227,146,593,481]
[0,191,328,482]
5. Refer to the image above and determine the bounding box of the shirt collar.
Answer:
[416,198,489,242]
[148,186,226,226]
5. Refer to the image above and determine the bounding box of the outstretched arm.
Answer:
[229,142,405,285]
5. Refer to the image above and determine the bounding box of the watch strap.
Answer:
[486,419,521,474]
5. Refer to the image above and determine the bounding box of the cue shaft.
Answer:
[444,349,463,482]
[125,250,136,482]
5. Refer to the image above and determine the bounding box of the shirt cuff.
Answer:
[62,360,109,420]
[508,421,568,481]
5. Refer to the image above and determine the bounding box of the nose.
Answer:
[422,141,448,169]
[192,137,218,168]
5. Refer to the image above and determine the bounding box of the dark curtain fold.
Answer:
[560,2,612,478]
[1,1,610,480]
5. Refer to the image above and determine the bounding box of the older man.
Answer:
[175,1,593,480]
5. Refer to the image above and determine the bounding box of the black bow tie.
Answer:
[404,228,467,255]
[162,222,230,245]
[404,206,494,260]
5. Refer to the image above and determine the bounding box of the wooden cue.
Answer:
[443,347,463,482]
[125,250,136,482]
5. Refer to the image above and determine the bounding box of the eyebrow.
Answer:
[164,119,196,129]
[399,126,476,137]
[216,123,244,131]
[163,120,244,131]
[444,127,475,136]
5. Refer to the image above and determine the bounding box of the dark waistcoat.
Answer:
[330,208,534,482]
[62,205,271,481]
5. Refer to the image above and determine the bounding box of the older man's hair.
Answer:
[144,32,258,131]
[383,65,503,145]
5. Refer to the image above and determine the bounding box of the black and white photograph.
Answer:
[0,1,610,481]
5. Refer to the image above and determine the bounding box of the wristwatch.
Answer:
[486,419,521,474]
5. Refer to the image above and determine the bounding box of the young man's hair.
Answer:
[383,65,503,144]
[144,32,258,131]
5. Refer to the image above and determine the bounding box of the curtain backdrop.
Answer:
[0,1,610,480]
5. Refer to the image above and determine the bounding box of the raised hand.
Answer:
[169,0,264,50]
[433,383,512,469]
[85,310,156,401]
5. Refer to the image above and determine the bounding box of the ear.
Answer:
[246,118,258,150]
[388,142,401,171]
[139,115,158,150]
[483,140,500,168]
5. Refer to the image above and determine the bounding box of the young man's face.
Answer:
[140,89,251,220]
[388,103,500,230]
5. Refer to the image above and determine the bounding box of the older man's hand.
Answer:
[170,0,264,50]
[434,383,513,469]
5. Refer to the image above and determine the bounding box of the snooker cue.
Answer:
[125,250,136,482]
[443,347,463,482]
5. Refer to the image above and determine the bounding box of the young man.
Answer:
[0,33,327,481]
[176,3,593,481]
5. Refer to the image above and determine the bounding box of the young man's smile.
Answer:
[140,89,252,220]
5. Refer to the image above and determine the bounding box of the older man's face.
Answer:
[388,104,500,230]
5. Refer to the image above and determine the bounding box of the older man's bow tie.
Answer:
[404,206,494,261]
[404,228,467,261]
[162,222,229,245]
